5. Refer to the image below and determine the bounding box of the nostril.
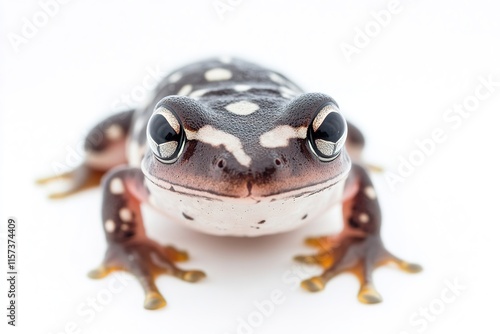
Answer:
[274,158,282,167]
[216,158,226,169]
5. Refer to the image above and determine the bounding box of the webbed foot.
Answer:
[89,239,206,310]
[36,164,105,198]
[295,163,421,303]
[295,233,421,303]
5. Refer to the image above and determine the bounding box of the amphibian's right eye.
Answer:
[307,104,348,162]
[147,107,185,163]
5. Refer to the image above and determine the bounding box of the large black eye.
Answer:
[308,104,347,161]
[147,107,185,163]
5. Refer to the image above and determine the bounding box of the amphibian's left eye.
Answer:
[308,104,347,161]
[147,107,185,163]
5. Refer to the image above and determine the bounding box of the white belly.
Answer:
[145,178,346,237]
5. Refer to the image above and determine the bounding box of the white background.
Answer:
[1,0,499,333]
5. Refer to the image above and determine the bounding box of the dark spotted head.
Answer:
[142,92,351,200]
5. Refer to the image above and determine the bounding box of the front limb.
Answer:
[88,167,206,309]
[295,164,421,303]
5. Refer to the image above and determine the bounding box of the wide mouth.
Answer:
[142,163,350,204]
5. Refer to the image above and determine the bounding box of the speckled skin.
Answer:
[40,58,421,310]
[130,59,349,198]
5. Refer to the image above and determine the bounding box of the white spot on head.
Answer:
[168,71,182,83]
[177,84,192,96]
[109,177,125,194]
[119,208,133,222]
[185,125,251,167]
[259,125,308,148]
[189,88,209,99]
[364,186,377,200]
[205,68,232,81]
[234,84,251,92]
[104,219,116,233]
[359,213,370,224]
[224,101,260,116]
[105,124,124,141]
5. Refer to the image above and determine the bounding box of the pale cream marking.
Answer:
[259,125,308,148]
[312,105,338,132]
[119,208,133,222]
[279,86,299,99]
[204,68,232,81]
[185,125,251,167]
[234,84,251,92]
[104,219,116,233]
[120,224,130,231]
[177,84,193,96]
[109,178,125,194]
[315,139,335,156]
[105,124,124,141]
[189,88,209,99]
[224,101,260,116]
[359,213,370,224]
[168,71,182,83]
[269,72,287,85]
[155,107,180,134]
[280,92,295,99]
[364,186,377,200]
